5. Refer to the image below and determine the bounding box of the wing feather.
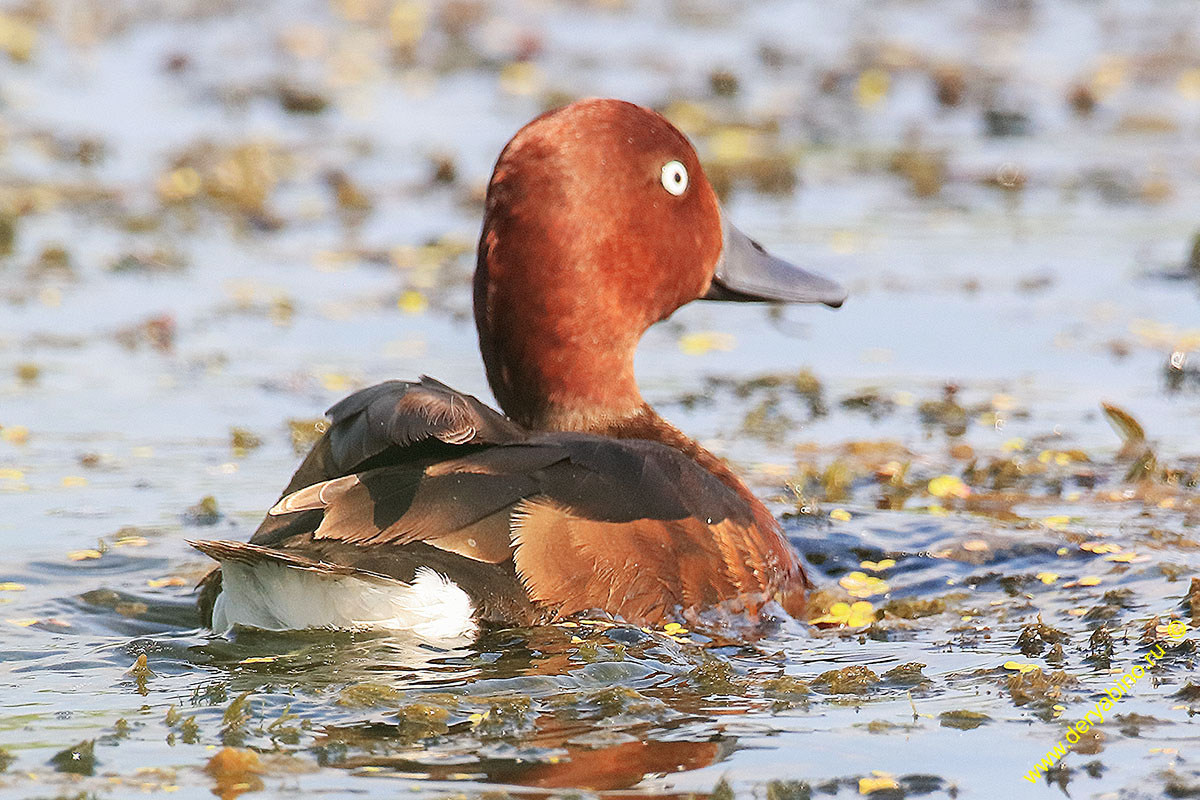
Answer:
[201,376,805,628]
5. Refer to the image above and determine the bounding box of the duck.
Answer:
[190,98,846,640]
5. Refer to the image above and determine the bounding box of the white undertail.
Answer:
[211,561,477,642]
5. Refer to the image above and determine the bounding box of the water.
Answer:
[2,1,1199,797]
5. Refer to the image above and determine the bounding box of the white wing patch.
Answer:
[211,561,477,642]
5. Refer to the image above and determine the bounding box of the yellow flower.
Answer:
[839,571,890,598]
[928,475,969,499]
[1042,515,1071,530]
[811,601,876,627]
[830,508,852,522]
[859,772,899,794]
[1003,661,1041,675]
[855,69,891,108]
[678,331,736,356]
[397,290,427,314]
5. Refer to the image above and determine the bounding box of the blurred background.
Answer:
[1,2,1199,798]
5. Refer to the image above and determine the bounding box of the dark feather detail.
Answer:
[326,377,523,472]
[188,539,393,582]
[269,474,361,515]
[196,378,807,630]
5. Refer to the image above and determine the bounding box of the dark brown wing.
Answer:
[250,377,525,547]
[264,433,803,625]
[196,377,804,627]
[323,376,523,470]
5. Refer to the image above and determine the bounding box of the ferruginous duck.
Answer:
[191,98,846,640]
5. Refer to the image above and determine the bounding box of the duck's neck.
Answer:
[478,334,646,435]
[475,254,649,433]
[479,331,774,528]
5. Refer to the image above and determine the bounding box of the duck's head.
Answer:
[474,98,846,432]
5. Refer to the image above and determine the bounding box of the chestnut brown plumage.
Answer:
[193,99,846,633]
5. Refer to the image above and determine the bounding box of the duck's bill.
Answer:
[704,215,847,308]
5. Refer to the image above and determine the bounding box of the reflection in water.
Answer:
[328,717,728,791]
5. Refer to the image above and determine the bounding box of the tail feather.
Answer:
[187,539,392,582]
[189,539,477,638]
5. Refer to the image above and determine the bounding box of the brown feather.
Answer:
[197,377,809,631]
[508,499,780,625]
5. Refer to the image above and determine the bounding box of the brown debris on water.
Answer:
[336,682,403,707]
[287,418,328,454]
[28,244,74,281]
[390,703,451,740]
[1072,727,1105,755]
[708,68,739,98]
[158,141,288,229]
[1016,617,1070,656]
[762,675,811,703]
[1183,578,1200,619]
[184,495,221,526]
[429,153,458,185]
[687,658,748,694]
[205,747,264,800]
[881,662,929,689]
[883,594,963,620]
[49,739,96,775]
[277,83,328,114]
[839,388,896,420]
[0,11,36,62]
[931,65,966,107]
[325,169,373,225]
[939,709,990,730]
[1172,682,1200,702]
[15,363,39,384]
[231,427,263,456]
[0,211,15,256]
[115,314,176,352]
[107,248,187,275]
[888,145,946,199]
[1006,668,1077,710]
[221,691,255,746]
[918,384,968,436]
[813,665,879,695]
[1067,83,1097,116]
[125,652,155,694]
[1184,230,1200,277]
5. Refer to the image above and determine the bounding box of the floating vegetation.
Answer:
[3,2,1199,799]
[813,665,879,695]
[184,495,221,526]
[939,709,991,730]
[49,739,96,776]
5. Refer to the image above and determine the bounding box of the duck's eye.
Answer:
[660,160,688,196]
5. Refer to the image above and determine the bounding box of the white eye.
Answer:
[661,160,688,196]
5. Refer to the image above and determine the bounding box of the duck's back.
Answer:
[194,378,807,633]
